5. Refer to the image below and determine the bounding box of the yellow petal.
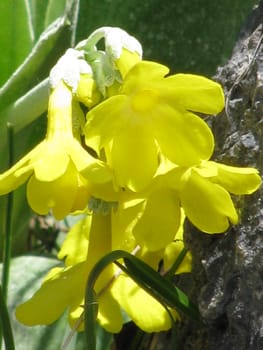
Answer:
[111,192,144,251]
[163,242,192,274]
[163,74,225,115]
[122,61,169,95]
[58,215,91,266]
[112,274,177,332]
[26,162,79,220]
[97,290,123,333]
[0,145,40,195]
[75,74,101,108]
[68,138,112,185]
[152,106,214,166]
[180,169,238,233]
[208,161,262,195]
[68,304,85,331]
[115,48,141,79]
[109,121,158,191]
[85,95,127,154]
[162,211,192,274]
[16,262,87,326]
[133,188,181,251]
[88,180,119,202]
[31,140,69,181]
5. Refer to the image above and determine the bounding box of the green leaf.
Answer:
[95,324,113,350]
[121,255,200,322]
[0,0,34,86]
[0,255,78,350]
[0,17,69,110]
[0,0,79,111]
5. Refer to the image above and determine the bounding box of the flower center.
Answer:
[131,89,159,112]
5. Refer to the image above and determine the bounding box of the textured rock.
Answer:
[182,2,263,350]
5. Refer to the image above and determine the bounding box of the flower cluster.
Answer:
[0,27,261,333]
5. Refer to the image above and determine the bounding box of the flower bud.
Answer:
[75,74,102,108]
[49,48,92,92]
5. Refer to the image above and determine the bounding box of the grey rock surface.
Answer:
[182,2,263,350]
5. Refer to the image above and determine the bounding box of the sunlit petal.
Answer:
[162,210,192,274]
[152,106,214,166]
[133,187,181,251]
[15,262,87,326]
[0,145,40,194]
[58,215,91,266]
[162,74,225,114]
[26,162,79,220]
[163,241,192,274]
[208,161,262,195]
[85,95,127,154]
[180,169,238,233]
[111,192,144,251]
[31,139,69,181]
[122,61,169,94]
[112,274,177,332]
[115,48,141,79]
[97,291,123,333]
[110,122,158,191]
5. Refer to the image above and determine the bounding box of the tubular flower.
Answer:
[0,81,111,219]
[84,60,224,191]
[16,211,191,333]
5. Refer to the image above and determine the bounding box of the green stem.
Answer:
[0,285,15,350]
[1,124,14,301]
[0,125,15,350]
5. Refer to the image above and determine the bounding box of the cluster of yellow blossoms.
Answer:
[0,27,261,333]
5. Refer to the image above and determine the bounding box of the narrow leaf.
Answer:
[122,255,200,321]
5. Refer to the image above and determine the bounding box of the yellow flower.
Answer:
[175,161,261,233]
[16,210,191,333]
[85,61,224,191]
[110,159,261,251]
[0,81,111,219]
[161,159,261,233]
[16,213,120,332]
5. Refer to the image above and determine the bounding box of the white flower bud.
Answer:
[49,48,92,91]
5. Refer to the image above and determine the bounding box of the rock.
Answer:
[182,2,263,349]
